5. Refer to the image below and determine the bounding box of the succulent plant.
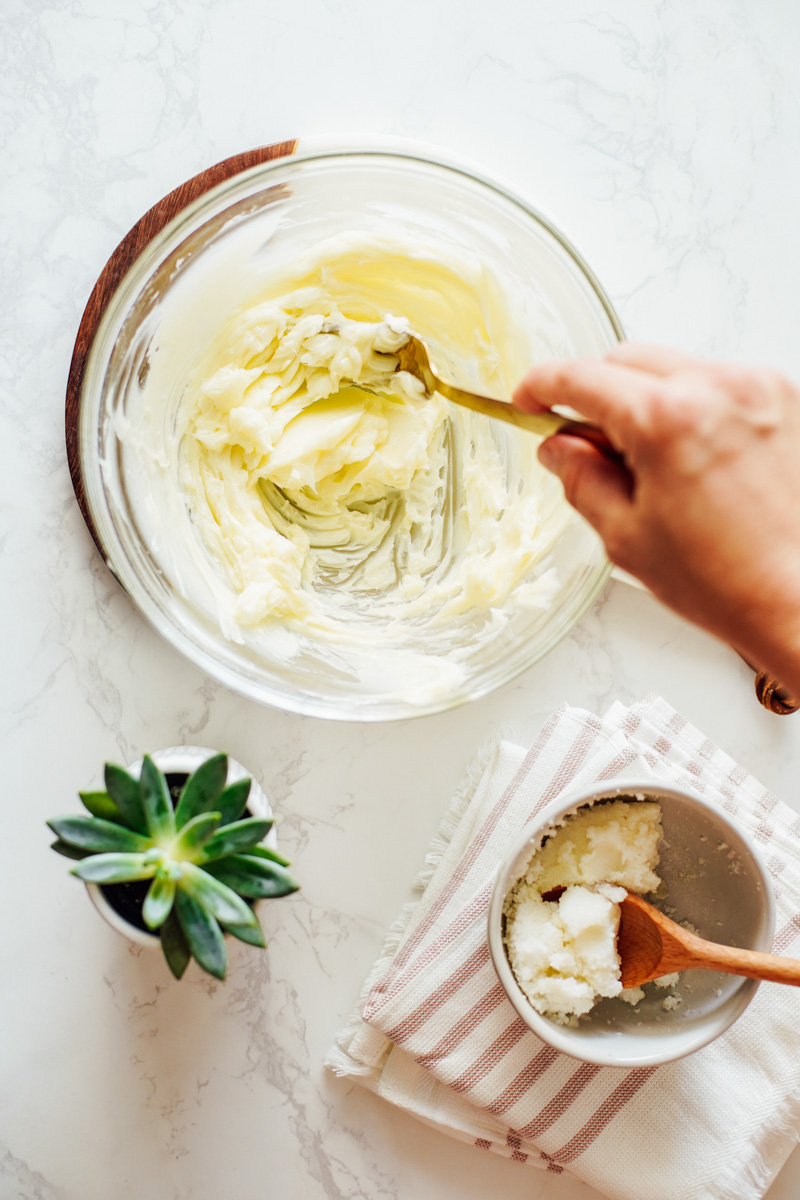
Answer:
[48,753,299,981]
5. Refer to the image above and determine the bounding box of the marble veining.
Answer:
[4,2,800,1198]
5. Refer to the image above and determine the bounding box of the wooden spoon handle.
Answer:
[679,939,800,986]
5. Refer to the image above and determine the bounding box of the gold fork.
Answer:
[395,334,614,453]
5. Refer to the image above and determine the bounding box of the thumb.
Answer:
[539,434,634,547]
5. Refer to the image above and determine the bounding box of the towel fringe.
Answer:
[698,1084,800,1200]
[328,898,419,1061]
[325,735,503,1078]
[414,736,501,893]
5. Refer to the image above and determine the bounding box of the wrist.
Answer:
[729,590,800,704]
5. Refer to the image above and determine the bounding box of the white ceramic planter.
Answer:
[86,745,275,948]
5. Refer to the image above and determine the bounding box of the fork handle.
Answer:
[434,379,618,456]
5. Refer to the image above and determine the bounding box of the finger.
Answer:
[538,434,633,544]
[513,359,654,449]
[606,342,702,377]
[510,378,551,415]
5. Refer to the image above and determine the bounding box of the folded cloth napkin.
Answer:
[326,696,800,1200]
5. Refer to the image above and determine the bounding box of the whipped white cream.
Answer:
[120,231,573,703]
[505,800,663,1021]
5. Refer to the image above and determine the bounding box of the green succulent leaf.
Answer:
[206,855,300,899]
[79,791,124,823]
[160,908,191,979]
[178,862,258,927]
[174,890,227,980]
[197,818,274,863]
[172,812,221,861]
[244,844,291,868]
[50,838,91,861]
[47,815,152,854]
[174,753,228,828]
[104,764,148,834]
[222,916,266,948]
[143,873,177,930]
[215,778,252,826]
[158,858,183,882]
[71,852,156,884]
[140,755,175,842]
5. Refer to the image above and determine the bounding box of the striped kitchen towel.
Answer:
[326,696,800,1200]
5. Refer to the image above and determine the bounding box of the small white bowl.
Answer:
[487,778,775,1067]
[87,745,275,947]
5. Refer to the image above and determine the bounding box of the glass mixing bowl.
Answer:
[79,146,622,720]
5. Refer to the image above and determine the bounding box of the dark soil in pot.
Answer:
[100,772,187,935]
[102,878,152,932]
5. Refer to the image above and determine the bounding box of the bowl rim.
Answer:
[486,776,776,1067]
[79,140,621,721]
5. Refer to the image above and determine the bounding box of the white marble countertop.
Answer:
[5,2,800,1197]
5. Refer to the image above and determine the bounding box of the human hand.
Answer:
[513,344,800,693]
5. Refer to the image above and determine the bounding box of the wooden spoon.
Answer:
[617,892,800,989]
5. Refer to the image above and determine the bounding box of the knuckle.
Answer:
[712,365,784,409]
[744,366,783,394]
[639,382,699,442]
[547,362,579,394]
[708,365,791,432]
